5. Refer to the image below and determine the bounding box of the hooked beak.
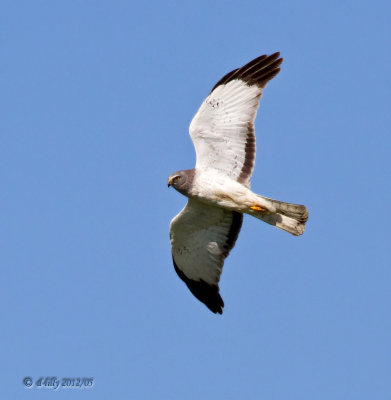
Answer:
[167,177,173,187]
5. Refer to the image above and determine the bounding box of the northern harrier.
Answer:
[168,53,308,314]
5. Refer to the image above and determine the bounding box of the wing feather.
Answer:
[169,199,242,314]
[189,53,282,187]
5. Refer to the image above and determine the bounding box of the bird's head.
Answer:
[167,169,195,194]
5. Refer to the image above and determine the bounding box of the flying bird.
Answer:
[168,52,308,314]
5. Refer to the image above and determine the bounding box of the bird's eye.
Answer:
[174,176,181,181]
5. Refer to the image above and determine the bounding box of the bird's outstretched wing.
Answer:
[189,52,282,188]
[170,199,243,314]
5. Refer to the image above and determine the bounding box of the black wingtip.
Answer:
[172,257,224,314]
[210,52,283,93]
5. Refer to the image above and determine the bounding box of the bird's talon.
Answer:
[250,203,266,212]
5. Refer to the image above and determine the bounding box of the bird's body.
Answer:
[177,169,271,214]
[182,169,254,210]
[168,52,308,314]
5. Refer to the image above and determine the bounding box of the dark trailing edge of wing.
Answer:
[222,211,243,257]
[210,52,283,93]
[172,212,243,314]
[237,123,256,185]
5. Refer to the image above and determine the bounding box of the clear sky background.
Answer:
[1,0,390,399]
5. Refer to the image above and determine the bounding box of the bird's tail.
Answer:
[249,195,308,236]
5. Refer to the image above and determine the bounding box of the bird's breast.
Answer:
[190,171,252,212]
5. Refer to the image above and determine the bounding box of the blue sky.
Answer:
[1,0,390,399]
